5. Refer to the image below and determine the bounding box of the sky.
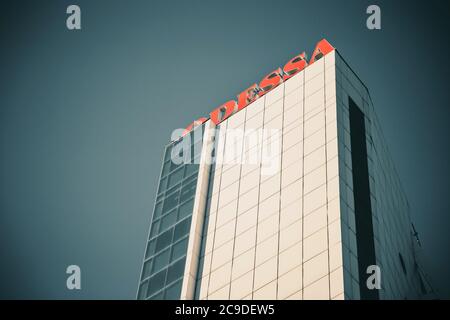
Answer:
[0,0,449,299]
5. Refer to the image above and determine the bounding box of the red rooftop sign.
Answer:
[181,39,335,137]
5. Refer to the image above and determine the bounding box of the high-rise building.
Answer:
[137,39,431,300]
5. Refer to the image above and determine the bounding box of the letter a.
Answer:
[66,265,81,290]
[366,5,381,30]
[66,5,81,30]
[366,265,381,290]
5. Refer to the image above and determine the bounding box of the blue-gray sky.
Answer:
[0,0,449,299]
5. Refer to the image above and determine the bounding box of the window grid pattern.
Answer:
[137,125,204,300]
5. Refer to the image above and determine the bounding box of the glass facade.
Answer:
[137,125,204,300]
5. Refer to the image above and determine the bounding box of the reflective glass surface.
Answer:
[138,124,204,300]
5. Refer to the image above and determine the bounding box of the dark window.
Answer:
[180,180,197,203]
[399,253,407,275]
[152,248,170,274]
[168,167,184,188]
[155,228,174,253]
[166,258,186,284]
[178,199,194,220]
[162,190,180,213]
[171,237,189,262]
[160,209,177,232]
[184,164,199,178]
[183,171,198,186]
[165,183,181,197]
[165,280,182,300]
[268,72,278,79]
[292,57,302,63]
[173,218,192,242]
[147,269,167,297]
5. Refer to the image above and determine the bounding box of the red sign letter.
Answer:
[210,100,238,125]
[237,84,259,111]
[309,39,334,65]
[258,68,284,97]
[283,52,307,80]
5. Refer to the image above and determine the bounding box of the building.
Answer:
[137,39,430,300]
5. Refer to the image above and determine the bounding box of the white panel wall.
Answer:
[197,51,344,300]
